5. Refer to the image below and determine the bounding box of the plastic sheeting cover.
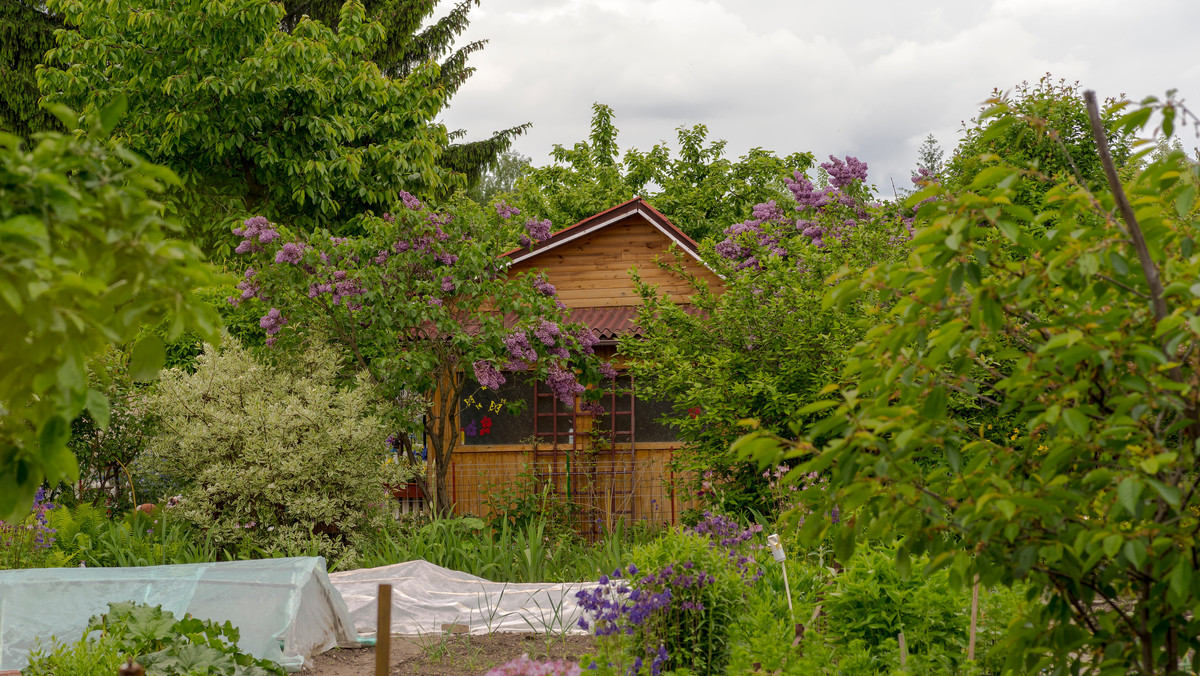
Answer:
[0,557,358,672]
[330,560,592,636]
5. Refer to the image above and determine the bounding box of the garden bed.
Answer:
[301,634,594,676]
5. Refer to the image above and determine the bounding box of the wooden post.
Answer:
[968,575,980,661]
[375,583,392,676]
[898,632,907,667]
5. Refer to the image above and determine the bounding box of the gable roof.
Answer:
[502,197,705,266]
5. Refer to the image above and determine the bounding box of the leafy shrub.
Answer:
[139,339,389,563]
[823,545,966,663]
[26,602,285,675]
[23,632,130,676]
[45,502,215,568]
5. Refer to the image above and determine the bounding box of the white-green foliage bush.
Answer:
[141,339,388,562]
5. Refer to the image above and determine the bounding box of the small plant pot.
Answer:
[386,482,423,500]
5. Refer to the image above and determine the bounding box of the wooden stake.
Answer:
[375,583,392,676]
[968,575,980,661]
[898,632,907,667]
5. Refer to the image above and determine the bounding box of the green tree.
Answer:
[624,156,913,514]
[467,148,531,205]
[227,195,612,515]
[742,91,1200,672]
[943,76,1133,214]
[912,132,944,183]
[38,0,463,255]
[0,102,221,522]
[0,0,62,139]
[513,103,813,241]
[279,0,530,192]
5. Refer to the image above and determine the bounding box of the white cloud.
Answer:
[438,0,1200,210]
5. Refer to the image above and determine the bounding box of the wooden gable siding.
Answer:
[506,212,722,308]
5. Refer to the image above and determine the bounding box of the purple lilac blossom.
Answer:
[483,655,581,676]
[821,155,869,189]
[598,361,617,380]
[533,319,560,346]
[441,276,455,293]
[524,218,552,242]
[545,363,585,406]
[494,201,521,220]
[260,308,287,335]
[399,191,423,211]
[274,241,305,264]
[533,279,556,296]
[473,361,506,390]
[504,331,538,363]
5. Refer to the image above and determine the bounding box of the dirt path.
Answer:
[301,634,595,676]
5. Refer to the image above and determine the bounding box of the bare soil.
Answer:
[300,634,595,676]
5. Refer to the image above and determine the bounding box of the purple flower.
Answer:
[260,308,288,335]
[473,361,506,390]
[599,362,617,380]
[494,200,521,220]
[274,241,305,264]
[533,319,560,346]
[821,154,869,189]
[504,331,538,363]
[399,191,423,211]
[524,218,552,242]
[436,252,458,266]
[533,279,556,296]
[441,276,456,293]
[546,363,585,406]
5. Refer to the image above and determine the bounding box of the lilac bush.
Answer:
[226,197,616,515]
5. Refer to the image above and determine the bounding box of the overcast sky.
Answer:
[437,0,1200,203]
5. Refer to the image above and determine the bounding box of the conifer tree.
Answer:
[0,0,61,139]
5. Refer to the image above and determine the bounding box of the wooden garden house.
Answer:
[446,197,724,532]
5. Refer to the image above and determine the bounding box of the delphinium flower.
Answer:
[473,360,506,390]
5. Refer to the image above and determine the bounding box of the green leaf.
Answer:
[1171,184,1196,220]
[920,387,948,419]
[1117,477,1141,517]
[835,523,857,562]
[130,334,167,382]
[1170,560,1191,597]
[98,94,129,136]
[86,389,111,429]
[1061,408,1090,436]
